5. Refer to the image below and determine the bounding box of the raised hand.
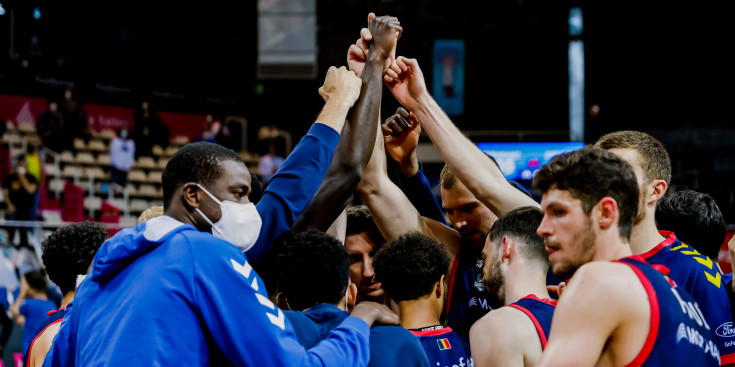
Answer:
[318,66,362,107]
[350,301,400,326]
[383,107,421,176]
[369,15,402,69]
[384,57,430,111]
[347,13,402,78]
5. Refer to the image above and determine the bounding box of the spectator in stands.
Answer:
[656,190,726,263]
[59,86,89,151]
[24,137,44,221]
[36,101,65,153]
[131,100,169,158]
[26,222,108,367]
[257,131,285,185]
[198,114,221,144]
[11,270,56,357]
[109,127,135,190]
[275,230,429,367]
[215,118,240,151]
[2,155,38,249]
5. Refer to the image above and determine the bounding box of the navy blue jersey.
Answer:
[446,244,492,337]
[616,256,720,366]
[641,231,735,364]
[410,327,472,367]
[285,304,430,367]
[505,295,556,349]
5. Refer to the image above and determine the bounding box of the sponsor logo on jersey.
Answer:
[677,323,689,344]
[437,338,452,350]
[716,322,735,338]
[474,274,487,292]
[468,297,491,310]
[476,259,484,269]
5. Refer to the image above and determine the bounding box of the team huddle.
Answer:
[22,13,735,367]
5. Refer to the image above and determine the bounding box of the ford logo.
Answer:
[716,322,735,338]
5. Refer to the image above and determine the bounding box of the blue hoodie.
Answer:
[43,216,371,366]
[285,304,430,367]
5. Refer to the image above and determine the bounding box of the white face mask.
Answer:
[195,184,262,252]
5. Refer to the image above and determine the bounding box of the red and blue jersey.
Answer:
[641,231,735,365]
[616,256,720,366]
[410,326,472,367]
[446,244,493,337]
[505,295,556,349]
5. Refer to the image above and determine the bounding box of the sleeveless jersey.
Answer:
[616,256,720,366]
[505,295,556,349]
[641,231,735,364]
[410,327,473,367]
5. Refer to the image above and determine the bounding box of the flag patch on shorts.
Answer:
[437,338,452,350]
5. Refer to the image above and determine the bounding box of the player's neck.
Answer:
[593,232,633,262]
[398,298,442,330]
[504,267,550,305]
[61,291,75,309]
[628,212,666,255]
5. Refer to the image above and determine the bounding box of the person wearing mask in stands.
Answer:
[109,127,135,190]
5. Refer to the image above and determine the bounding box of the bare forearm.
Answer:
[357,130,423,240]
[316,99,353,134]
[293,56,385,232]
[412,96,538,215]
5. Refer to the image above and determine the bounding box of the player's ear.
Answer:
[275,292,290,310]
[597,197,617,230]
[648,179,667,204]
[436,274,446,299]
[501,236,512,262]
[181,182,202,209]
[347,283,358,312]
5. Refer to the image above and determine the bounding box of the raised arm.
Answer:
[356,123,461,259]
[293,15,402,232]
[383,107,447,225]
[385,57,538,216]
[248,66,361,262]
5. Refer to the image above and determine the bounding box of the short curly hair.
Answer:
[162,142,244,210]
[372,232,449,302]
[275,231,350,311]
[42,221,108,294]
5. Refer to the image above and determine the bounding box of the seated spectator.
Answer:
[2,155,38,249]
[11,270,56,357]
[198,114,221,144]
[257,136,285,184]
[275,230,429,367]
[373,232,473,367]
